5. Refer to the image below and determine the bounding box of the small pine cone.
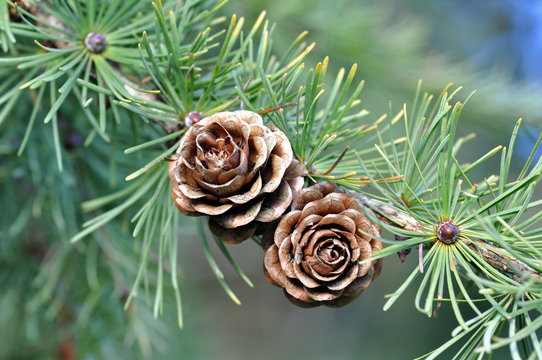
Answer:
[169,110,306,243]
[264,182,383,307]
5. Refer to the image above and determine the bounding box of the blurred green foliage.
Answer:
[227,0,542,137]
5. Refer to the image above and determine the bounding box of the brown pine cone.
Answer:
[263,182,383,307]
[169,110,306,243]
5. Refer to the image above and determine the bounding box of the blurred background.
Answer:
[3,0,542,359]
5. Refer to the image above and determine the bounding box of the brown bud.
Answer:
[84,32,106,53]
[184,111,203,128]
[264,183,382,307]
[169,110,306,243]
[436,220,459,244]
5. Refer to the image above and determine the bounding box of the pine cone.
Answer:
[263,182,382,307]
[169,110,306,243]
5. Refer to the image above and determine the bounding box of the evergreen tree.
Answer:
[1,1,541,359]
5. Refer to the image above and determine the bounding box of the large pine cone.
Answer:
[169,110,306,243]
[263,183,383,307]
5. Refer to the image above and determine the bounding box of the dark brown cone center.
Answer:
[197,131,240,171]
[307,238,349,276]
[318,240,345,263]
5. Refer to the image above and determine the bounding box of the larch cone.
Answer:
[263,182,383,307]
[169,110,306,243]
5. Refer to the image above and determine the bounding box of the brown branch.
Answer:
[359,195,420,232]
[358,195,542,282]
[467,238,542,282]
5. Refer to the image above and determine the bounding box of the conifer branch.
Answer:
[24,2,175,133]
[359,195,542,282]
